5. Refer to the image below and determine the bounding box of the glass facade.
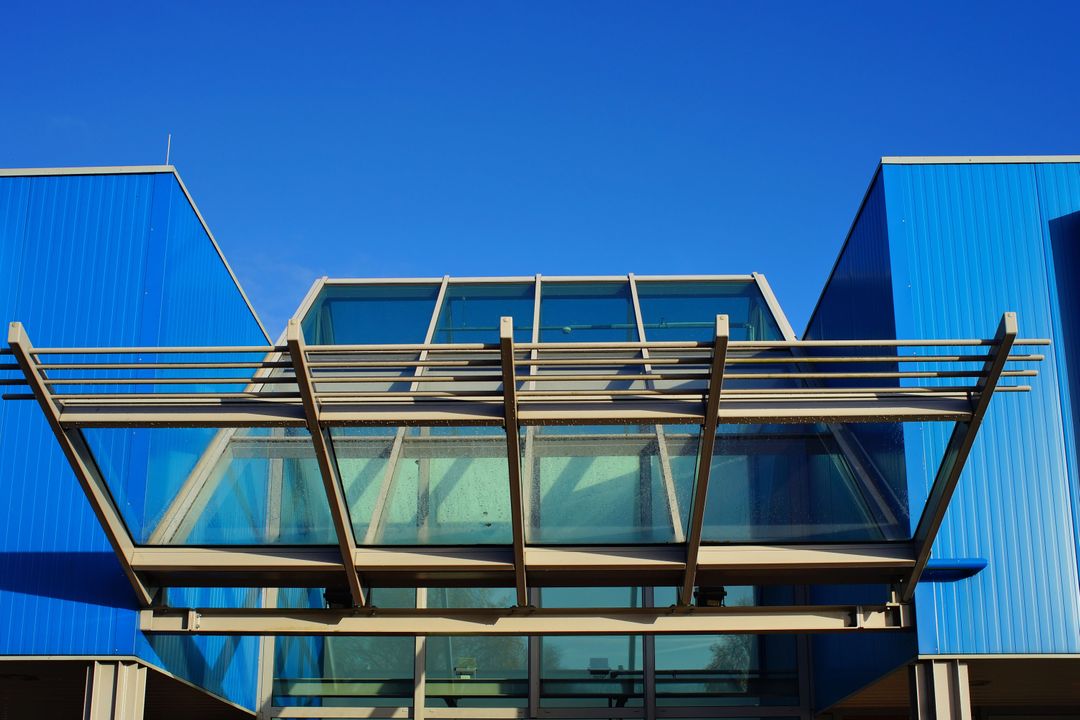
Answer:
[273,587,417,708]
[69,275,936,717]
[77,276,911,549]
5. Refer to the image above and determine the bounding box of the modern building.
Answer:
[0,157,1077,720]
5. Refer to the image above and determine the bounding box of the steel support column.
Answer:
[909,660,972,720]
[83,660,147,720]
[902,312,1017,601]
[500,317,529,606]
[680,315,729,606]
[286,319,366,607]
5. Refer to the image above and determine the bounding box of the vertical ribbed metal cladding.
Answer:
[0,171,265,710]
[883,162,1080,655]
[804,171,897,342]
[1034,163,1080,585]
[0,173,154,658]
[804,173,917,712]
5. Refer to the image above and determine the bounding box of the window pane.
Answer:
[434,283,534,343]
[539,282,638,343]
[84,426,336,545]
[302,284,440,344]
[426,587,527,708]
[525,425,700,544]
[653,587,800,707]
[539,587,644,708]
[273,588,416,708]
[637,280,783,342]
[333,426,513,545]
[701,423,909,542]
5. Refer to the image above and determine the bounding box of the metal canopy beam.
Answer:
[128,542,916,588]
[53,395,979,428]
[500,316,529,606]
[902,312,1018,601]
[6,322,154,607]
[680,315,729,605]
[140,603,909,636]
[286,319,366,607]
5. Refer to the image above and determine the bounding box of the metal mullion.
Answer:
[642,586,656,720]
[286,319,366,607]
[523,275,541,537]
[256,587,280,720]
[414,586,428,720]
[500,317,528,606]
[7,322,154,607]
[629,273,685,543]
[527,586,541,718]
[679,315,730,606]
[364,277,449,544]
[751,272,798,342]
[902,312,1018,601]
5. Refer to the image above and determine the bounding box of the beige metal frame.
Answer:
[0,275,1045,641]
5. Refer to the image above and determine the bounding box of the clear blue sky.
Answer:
[2,1,1078,336]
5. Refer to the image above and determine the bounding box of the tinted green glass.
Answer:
[539,587,644,708]
[539,282,638,342]
[333,426,513,545]
[637,280,783,342]
[434,283,534,343]
[273,588,416,708]
[426,587,527,708]
[302,284,440,344]
[701,424,909,542]
[85,426,336,545]
[653,587,800,707]
[525,425,699,544]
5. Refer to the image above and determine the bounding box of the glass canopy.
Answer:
[73,276,919,549]
[3,274,1038,720]
[2,275,1038,639]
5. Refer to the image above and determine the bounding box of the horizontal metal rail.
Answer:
[140,603,909,636]
[7,337,1043,416]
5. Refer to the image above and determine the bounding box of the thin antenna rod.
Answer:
[165,133,172,165]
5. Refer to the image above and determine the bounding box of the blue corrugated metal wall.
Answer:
[0,170,266,708]
[804,172,917,710]
[1034,163,1080,581]
[883,161,1080,655]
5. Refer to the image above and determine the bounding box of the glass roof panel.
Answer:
[301,284,440,344]
[701,423,910,543]
[525,425,700,544]
[332,426,513,545]
[84,426,337,545]
[539,281,638,343]
[636,280,783,342]
[434,283,534,344]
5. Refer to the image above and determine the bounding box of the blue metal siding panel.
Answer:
[0,173,154,656]
[883,162,1080,655]
[804,172,897,343]
[0,172,264,709]
[1034,163,1080,584]
[804,174,917,711]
